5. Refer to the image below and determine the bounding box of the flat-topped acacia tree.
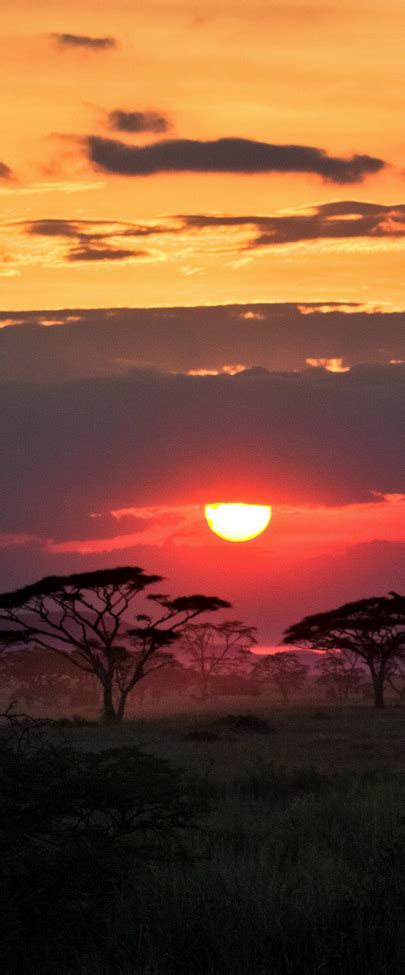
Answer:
[282,593,405,709]
[253,651,308,703]
[0,567,230,723]
[178,621,257,701]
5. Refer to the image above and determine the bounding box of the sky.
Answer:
[1,0,404,644]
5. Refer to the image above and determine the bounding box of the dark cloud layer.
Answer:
[0,339,403,637]
[1,304,404,382]
[182,201,405,247]
[50,33,117,50]
[108,110,169,134]
[87,136,385,183]
[0,365,403,544]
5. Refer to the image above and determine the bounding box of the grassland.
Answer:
[5,705,405,974]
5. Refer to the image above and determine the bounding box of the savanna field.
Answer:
[2,703,404,975]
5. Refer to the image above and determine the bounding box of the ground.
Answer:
[5,705,405,974]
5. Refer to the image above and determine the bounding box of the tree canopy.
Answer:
[282,593,405,708]
[0,567,230,721]
[178,620,256,700]
[254,651,308,702]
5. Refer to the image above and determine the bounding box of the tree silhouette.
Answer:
[178,620,256,701]
[0,568,230,723]
[282,593,405,708]
[0,647,98,716]
[0,630,28,704]
[386,658,405,703]
[0,630,27,654]
[254,651,308,703]
[314,650,365,703]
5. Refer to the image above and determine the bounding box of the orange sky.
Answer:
[1,0,405,308]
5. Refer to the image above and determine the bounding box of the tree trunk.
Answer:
[102,682,121,724]
[116,691,129,723]
[370,670,385,709]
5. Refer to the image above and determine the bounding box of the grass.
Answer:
[4,705,405,974]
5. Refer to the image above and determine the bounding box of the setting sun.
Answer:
[204,503,272,542]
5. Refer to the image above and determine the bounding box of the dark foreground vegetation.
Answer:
[1,704,404,975]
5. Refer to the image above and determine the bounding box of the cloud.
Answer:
[0,180,105,197]
[182,201,405,247]
[21,218,163,265]
[108,110,170,134]
[25,219,82,238]
[13,201,405,274]
[67,245,147,263]
[297,303,388,314]
[86,136,385,183]
[306,357,351,373]
[1,304,404,382]
[44,494,405,558]
[187,364,246,376]
[50,33,117,50]
[0,365,403,553]
[0,319,25,329]
[47,505,200,554]
[0,162,14,181]
[24,218,169,240]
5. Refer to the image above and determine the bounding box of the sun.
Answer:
[204,503,272,542]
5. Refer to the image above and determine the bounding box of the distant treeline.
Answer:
[0,568,404,719]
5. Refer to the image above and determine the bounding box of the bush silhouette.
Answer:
[0,708,205,962]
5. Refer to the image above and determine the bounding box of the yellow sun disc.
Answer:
[204,503,272,542]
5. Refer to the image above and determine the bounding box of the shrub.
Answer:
[213,713,275,734]
[0,708,205,965]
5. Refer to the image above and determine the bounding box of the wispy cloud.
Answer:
[2,197,405,281]
[108,110,170,134]
[4,495,405,561]
[50,33,117,51]
[182,201,405,247]
[187,364,246,376]
[0,181,105,199]
[18,217,170,266]
[33,198,405,262]
[306,357,351,373]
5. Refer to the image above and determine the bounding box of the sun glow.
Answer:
[204,503,272,542]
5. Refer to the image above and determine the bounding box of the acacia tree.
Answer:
[254,651,308,703]
[0,567,230,723]
[0,631,29,707]
[314,650,366,703]
[178,620,256,700]
[282,593,405,709]
[386,659,405,703]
